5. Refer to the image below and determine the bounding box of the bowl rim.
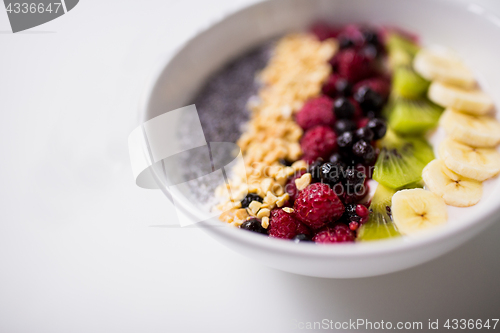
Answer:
[142,0,500,258]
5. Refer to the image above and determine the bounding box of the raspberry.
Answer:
[268,209,298,239]
[310,22,340,41]
[331,49,374,83]
[294,183,345,230]
[313,223,355,243]
[284,169,306,203]
[295,96,335,130]
[301,126,337,161]
[296,221,312,236]
[354,77,391,101]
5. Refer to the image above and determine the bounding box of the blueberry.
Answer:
[293,234,313,243]
[366,118,387,140]
[361,44,378,59]
[329,153,342,164]
[308,158,324,182]
[334,119,357,134]
[320,162,343,185]
[240,218,267,235]
[334,97,355,119]
[355,127,374,142]
[279,158,293,166]
[362,29,380,46]
[329,153,348,170]
[335,78,352,97]
[337,131,354,152]
[352,140,376,164]
[240,193,263,208]
[354,86,384,113]
[339,37,355,49]
[366,111,377,119]
[343,168,366,193]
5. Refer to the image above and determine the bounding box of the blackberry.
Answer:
[355,127,374,142]
[343,203,369,224]
[337,131,354,152]
[354,86,384,113]
[240,193,263,208]
[334,97,355,119]
[334,119,357,135]
[352,140,376,164]
[293,234,313,243]
[345,203,357,219]
[240,218,267,235]
[320,162,343,185]
[366,118,387,140]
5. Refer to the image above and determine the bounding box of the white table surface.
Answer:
[0,0,499,332]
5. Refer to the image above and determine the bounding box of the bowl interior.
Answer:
[144,0,500,253]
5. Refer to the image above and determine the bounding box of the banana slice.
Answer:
[439,138,500,181]
[422,159,482,207]
[392,188,447,235]
[413,48,476,89]
[428,81,494,115]
[440,108,500,147]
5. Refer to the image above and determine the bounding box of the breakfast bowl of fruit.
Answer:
[135,0,500,277]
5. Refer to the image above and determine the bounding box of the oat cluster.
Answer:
[216,34,338,227]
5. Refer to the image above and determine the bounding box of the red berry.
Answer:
[313,223,355,243]
[355,204,369,218]
[354,77,391,101]
[310,22,340,41]
[294,183,345,230]
[301,126,337,161]
[284,169,306,203]
[349,221,359,231]
[331,49,375,83]
[268,209,298,239]
[296,96,335,130]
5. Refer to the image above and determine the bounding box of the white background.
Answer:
[0,0,499,332]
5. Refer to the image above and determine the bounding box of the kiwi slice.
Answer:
[386,33,420,57]
[372,130,434,189]
[389,97,444,134]
[392,66,430,98]
[387,33,420,69]
[357,184,400,241]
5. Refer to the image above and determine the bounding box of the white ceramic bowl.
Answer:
[142,0,500,278]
